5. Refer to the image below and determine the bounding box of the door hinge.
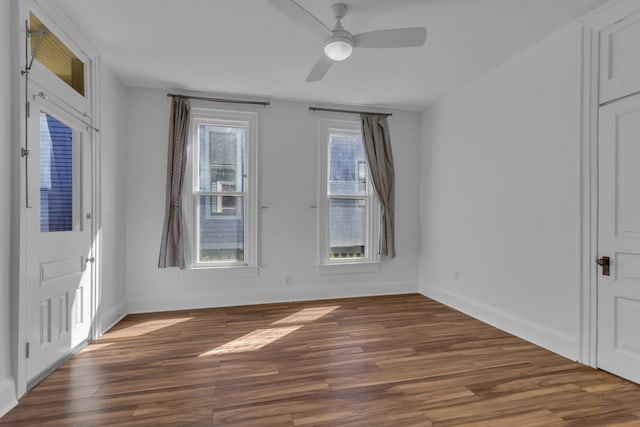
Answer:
[26,342,30,359]
[26,101,30,118]
[21,147,30,157]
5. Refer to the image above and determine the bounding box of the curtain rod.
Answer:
[308,106,392,117]
[167,93,270,107]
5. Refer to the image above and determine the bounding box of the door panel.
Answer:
[614,297,640,355]
[597,93,640,383]
[26,101,93,383]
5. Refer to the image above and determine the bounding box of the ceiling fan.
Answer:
[268,0,427,82]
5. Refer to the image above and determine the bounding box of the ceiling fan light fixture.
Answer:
[324,38,353,61]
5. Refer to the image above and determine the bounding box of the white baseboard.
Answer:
[0,378,17,419]
[420,284,580,361]
[99,302,127,336]
[127,281,418,314]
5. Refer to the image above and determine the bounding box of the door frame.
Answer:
[578,0,640,368]
[15,0,101,397]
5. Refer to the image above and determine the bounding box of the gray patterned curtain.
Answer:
[361,114,396,258]
[158,96,191,268]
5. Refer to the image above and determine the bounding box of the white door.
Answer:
[597,92,640,383]
[25,96,94,383]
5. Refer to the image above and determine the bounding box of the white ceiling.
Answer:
[52,0,607,111]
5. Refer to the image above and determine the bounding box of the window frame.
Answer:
[38,110,84,233]
[185,108,258,271]
[317,118,380,274]
[28,6,92,115]
[29,11,87,97]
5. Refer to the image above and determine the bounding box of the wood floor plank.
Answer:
[2,294,640,426]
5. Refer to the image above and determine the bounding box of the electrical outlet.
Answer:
[454,271,461,281]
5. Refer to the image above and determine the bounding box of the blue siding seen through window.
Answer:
[197,125,246,262]
[328,133,367,258]
[40,113,74,232]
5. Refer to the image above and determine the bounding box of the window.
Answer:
[203,128,242,218]
[187,109,258,269]
[318,119,379,272]
[30,12,86,96]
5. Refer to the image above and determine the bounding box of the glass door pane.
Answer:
[40,112,80,232]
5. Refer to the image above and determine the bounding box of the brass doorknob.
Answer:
[597,256,610,276]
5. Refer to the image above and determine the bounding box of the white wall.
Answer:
[0,0,18,418]
[419,23,583,360]
[124,89,421,312]
[97,63,128,331]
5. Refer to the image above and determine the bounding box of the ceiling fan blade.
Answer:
[354,27,427,48]
[268,0,332,38]
[306,55,333,82]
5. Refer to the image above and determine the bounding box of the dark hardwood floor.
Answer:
[2,294,640,426]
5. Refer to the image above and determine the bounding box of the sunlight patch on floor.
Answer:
[80,342,113,353]
[199,305,340,356]
[199,326,301,356]
[272,306,340,325]
[106,317,194,339]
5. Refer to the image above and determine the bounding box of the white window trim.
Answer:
[28,2,94,115]
[205,182,242,219]
[317,118,380,274]
[184,108,258,272]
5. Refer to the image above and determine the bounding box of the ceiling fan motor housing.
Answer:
[325,4,354,61]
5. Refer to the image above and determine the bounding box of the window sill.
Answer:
[188,264,259,277]
[317,262,380,275]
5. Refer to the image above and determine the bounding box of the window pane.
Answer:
[199,125,245,193]
[199,195,244,262]
[329,133,367,196]
[329,198,366,259]
[30,13,85,96]
[40,113,79,232]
